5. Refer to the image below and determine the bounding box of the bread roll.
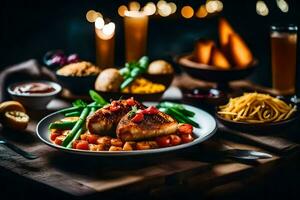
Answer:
[210,47,231,69]
[229,34,253,68]
[194,40,215,64]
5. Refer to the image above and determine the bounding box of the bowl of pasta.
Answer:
[216,92,298,133]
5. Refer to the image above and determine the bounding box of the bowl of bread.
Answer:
[177,18,257,89]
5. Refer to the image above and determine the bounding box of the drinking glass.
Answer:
[270,25,297,96]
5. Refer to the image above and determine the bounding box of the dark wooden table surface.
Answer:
[1,74,300,200]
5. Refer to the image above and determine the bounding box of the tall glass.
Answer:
[124,11,148,62]
[271,25,297,95]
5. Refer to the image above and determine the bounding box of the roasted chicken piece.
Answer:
[86,99,144,135]
[116,111,178,141]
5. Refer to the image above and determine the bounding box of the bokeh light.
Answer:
[216,1,224,12]
[276,0,289,13]
[256,1,269,16]
[102,22,115,36]
[129,1,140,11]
[158,3,172,17]
[118,5,128,17]
[181,6,194,19]
[206,0,219,13]
[95,17,105,29]
[142,2,156,16]
[196,5,208,18]
[157,0,167,9]
[86,10,102,23]
[169,2,177,14]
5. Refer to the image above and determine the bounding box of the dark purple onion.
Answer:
[67,54,80,63]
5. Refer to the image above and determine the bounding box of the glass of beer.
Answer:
[124,11,148,62]
[271,25,298,95]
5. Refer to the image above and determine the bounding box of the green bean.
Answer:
[65,111,81,117]
[120,77,135,90]
[169,108,199,128]
[89,90,108,105]
[58,106,81,114]
[48,121,77,130]
[157,102,195,117]
[66,128,83,149]
[62,107,90,147]
[66,108,96,149]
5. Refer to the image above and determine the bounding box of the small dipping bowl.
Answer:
[183,88,227,110]
[8,81,62,110]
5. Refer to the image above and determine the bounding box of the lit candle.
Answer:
[124,11,148,62]
[95,18,115,68]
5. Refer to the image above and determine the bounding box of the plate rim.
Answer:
[36,103,217,156]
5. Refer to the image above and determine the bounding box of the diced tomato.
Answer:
[72,140,79,149]
[142,106,159,115]
[76,140,89,150]
[110,101,121,112]
[86,134,99,144]
[131,112,144,123]
[181,134,194,143]
[156,136,171,148]
[54,135,65,145]
[178,124,193,135]
[126,97,136,106]
[50,132,60,141]
[170,135,182,146]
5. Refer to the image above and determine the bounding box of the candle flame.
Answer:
[102,22,115,36]
[95,17,105,30]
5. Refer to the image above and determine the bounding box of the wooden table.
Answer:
[1,74,300,200]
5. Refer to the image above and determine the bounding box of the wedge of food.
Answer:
[219,18,235,54]
[0,101,29,130]
[116,106,178,141]
[210,47,231,69]
[229,34,253,68]
[194,40,215,64]
[86,98,145,135]
[0,101,25,116]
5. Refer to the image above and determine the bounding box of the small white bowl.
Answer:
[7,81,62,110]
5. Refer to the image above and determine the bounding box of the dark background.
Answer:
[0,0,299,90]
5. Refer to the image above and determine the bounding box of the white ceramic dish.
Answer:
[8,81,62,110]
[36,103,217,156]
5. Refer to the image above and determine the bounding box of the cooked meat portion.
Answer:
[116,111,178,141]
[86,99,144,135]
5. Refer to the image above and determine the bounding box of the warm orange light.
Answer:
[86,10,102,23]
[181,6,194,19]
[129,1,141,11]
[196,5,208,18]
[118,5,128,17]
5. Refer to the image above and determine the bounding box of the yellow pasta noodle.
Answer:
[218,92,296,123]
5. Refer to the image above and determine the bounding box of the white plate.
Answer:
[36,103,217,156]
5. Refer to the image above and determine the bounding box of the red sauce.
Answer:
[13,82,55,94]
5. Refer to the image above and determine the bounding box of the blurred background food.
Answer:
[148,60,174,74]
[0,0,299,94]
[56,61,101,77]
[94,57,173,94]
[95,68,123,92]
[193,18,254,70]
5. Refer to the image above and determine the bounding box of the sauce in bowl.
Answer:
[12,82,56,95]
